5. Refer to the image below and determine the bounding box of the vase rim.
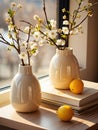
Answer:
[56,47,73,51]
[56,47,73,54]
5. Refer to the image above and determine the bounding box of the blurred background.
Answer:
[0,0,57,88]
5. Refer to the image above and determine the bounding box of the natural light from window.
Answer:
[0,0,57,89]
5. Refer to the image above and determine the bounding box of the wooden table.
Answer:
[0,103,98,130]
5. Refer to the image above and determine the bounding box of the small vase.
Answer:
[10,65,41,112]
[49,48,80,89]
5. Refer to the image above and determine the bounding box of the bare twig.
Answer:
[71,15,88,30]
[27,26,31,65]
[20,20,34,26]
[69,0,83,30]
[42,0,48,25]
[0,33,18,52]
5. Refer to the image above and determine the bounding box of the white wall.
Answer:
[69,0,98,82]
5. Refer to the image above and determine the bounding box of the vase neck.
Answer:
[18,65,32,74]
[56,48,73,55]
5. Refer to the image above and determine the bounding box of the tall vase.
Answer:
[10,65,41,112]
[49,48,80,89]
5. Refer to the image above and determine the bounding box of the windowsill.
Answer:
[0,77,98,130]
[0,72,97,107]
[0,88,10,106]
[0,75,48,106]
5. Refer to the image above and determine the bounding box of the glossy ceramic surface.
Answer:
[49,48,80,89]
[10,65,41,112]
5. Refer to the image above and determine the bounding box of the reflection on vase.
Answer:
[10,65,41,112]
[49,48,80,89]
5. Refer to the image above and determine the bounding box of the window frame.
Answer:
[57,0,70,47]
[57,0,70,27]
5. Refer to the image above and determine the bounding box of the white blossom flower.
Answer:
[70,28,79,35]
[20,41,28,51]
[44,30,49,37]
[88,3,93,7]
[62,27,69,34]
[29,41,34,46]
[24,26,30,33]
[31,43,38,50]
[50,19,56,29]
[5,17,11,24]
[11,2,16,7]
[72,28,79,35]
[19,52,27,60]
[22,41,28,46]
[47,30,57,39]
[88,11,93,17]
[70,30,73,35]
[8,25,14,31]
[62,8,66,13]
[77,14,81,18]
[38,39,47,46]
[33,15,40,20]
[30,43,39,56]
[56,39,65,46]
[77,25,82,31]
[13,32,17,39]
[17,4,22,9]
[63,20,69,25]
[63,15,67,20]
[8,32,12,38]
[33,31,41,41]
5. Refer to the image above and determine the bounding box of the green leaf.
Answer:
[8,9,15,17]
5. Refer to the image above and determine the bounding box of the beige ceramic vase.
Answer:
[10,65,41,112]
[49,48,80,89]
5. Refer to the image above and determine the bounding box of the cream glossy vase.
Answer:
[49,48,80,89]
[10,65,41,112]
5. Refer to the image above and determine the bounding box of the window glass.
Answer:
[0,0,57,89]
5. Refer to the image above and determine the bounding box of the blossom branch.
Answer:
[71,15,88,30]
[11,17,20,53]
[78,2,98,13]
[0,33,18,52]
[42,0,48,25]
[20,20,59,48]
[9,15,25,65]
[69,1,98,31]
[26,26,31,65]
[0,33,25,66]
[69,0,83,30]
[20,20,33,26]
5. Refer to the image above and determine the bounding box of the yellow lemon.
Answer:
[57,105,74,121]
[69,79,84,94]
